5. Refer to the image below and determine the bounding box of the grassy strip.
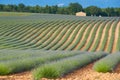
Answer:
[8,23,39,37]
[16,21,52,41]
[64,20,87,50]
[99,20,114,51]
[62,21,84,50]
[50,21,78,50]
[1,24,39,47]
[0,50,84,75]
[0,24,10,31]
[0,21,72,48]
[74,20,97,50]
[42,21,74,50]
[116,21,120,51]
[21,21,60,42]
[93,52,120,72]
[30,21,66,49]
[0,50,55,61]
[0,21,59,49]
[57,21,84,50]
[55,21,79,50]
[4,23,39,37]
[0,23,21,32]
[0,23,28,36]
[107,21,118,53]
[36,26,63,49]
[75,20,95,50]
[0,50,82,61]
[10,23,47,41]
[33,52,108,80]
[3,21,55,44]
[33,21,69,49]
[65,20,89,50]
[10,22,57,49]
[26,23,60,47]
[0,23,36,42]
[54,24,77,50]
[83,20,103,51]
[91,21,108,51]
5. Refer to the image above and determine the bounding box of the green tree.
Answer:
[0,3,119,16]
[24,6,31,12]
[6,5,18,12]
[12,5,18,11]
[34,5,41,13]
[105,7,117,16]
[18,3,25,12]
[68,3,83,15]
[44,5,51,13]
[105,8,112,16]
[3,5,11,11]
[116,8,120,16]
[85,6,102,16]
[0,4,4,11]
[51,5,58,14]
[57,7,69,14]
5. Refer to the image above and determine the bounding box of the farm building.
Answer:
[76,11,86,16]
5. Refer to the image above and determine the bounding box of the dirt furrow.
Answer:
[34,27,53,44]
[42,24,68,49]
[74,25,85,50]
[112,21,120,53]
[96,21,109,51]
[104,21,114,52]
[65,23,83,49]
[75,23,92,50]
[0,72,32,80]
[51,23,74,49]
[81,22,98,50]
[88,22,103,51]
[58,23,80,49]
[75,25,84,40]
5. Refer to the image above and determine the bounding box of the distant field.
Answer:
[0,12,32,16]
[0,12,119,53]
[0,12,120,80]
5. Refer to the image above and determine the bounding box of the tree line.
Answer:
[0,3,120,16]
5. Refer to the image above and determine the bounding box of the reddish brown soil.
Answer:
[0,72,32,80]
[115,64,120,73]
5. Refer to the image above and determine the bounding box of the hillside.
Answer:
[0,12,119,53]
[0,12,120,80]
